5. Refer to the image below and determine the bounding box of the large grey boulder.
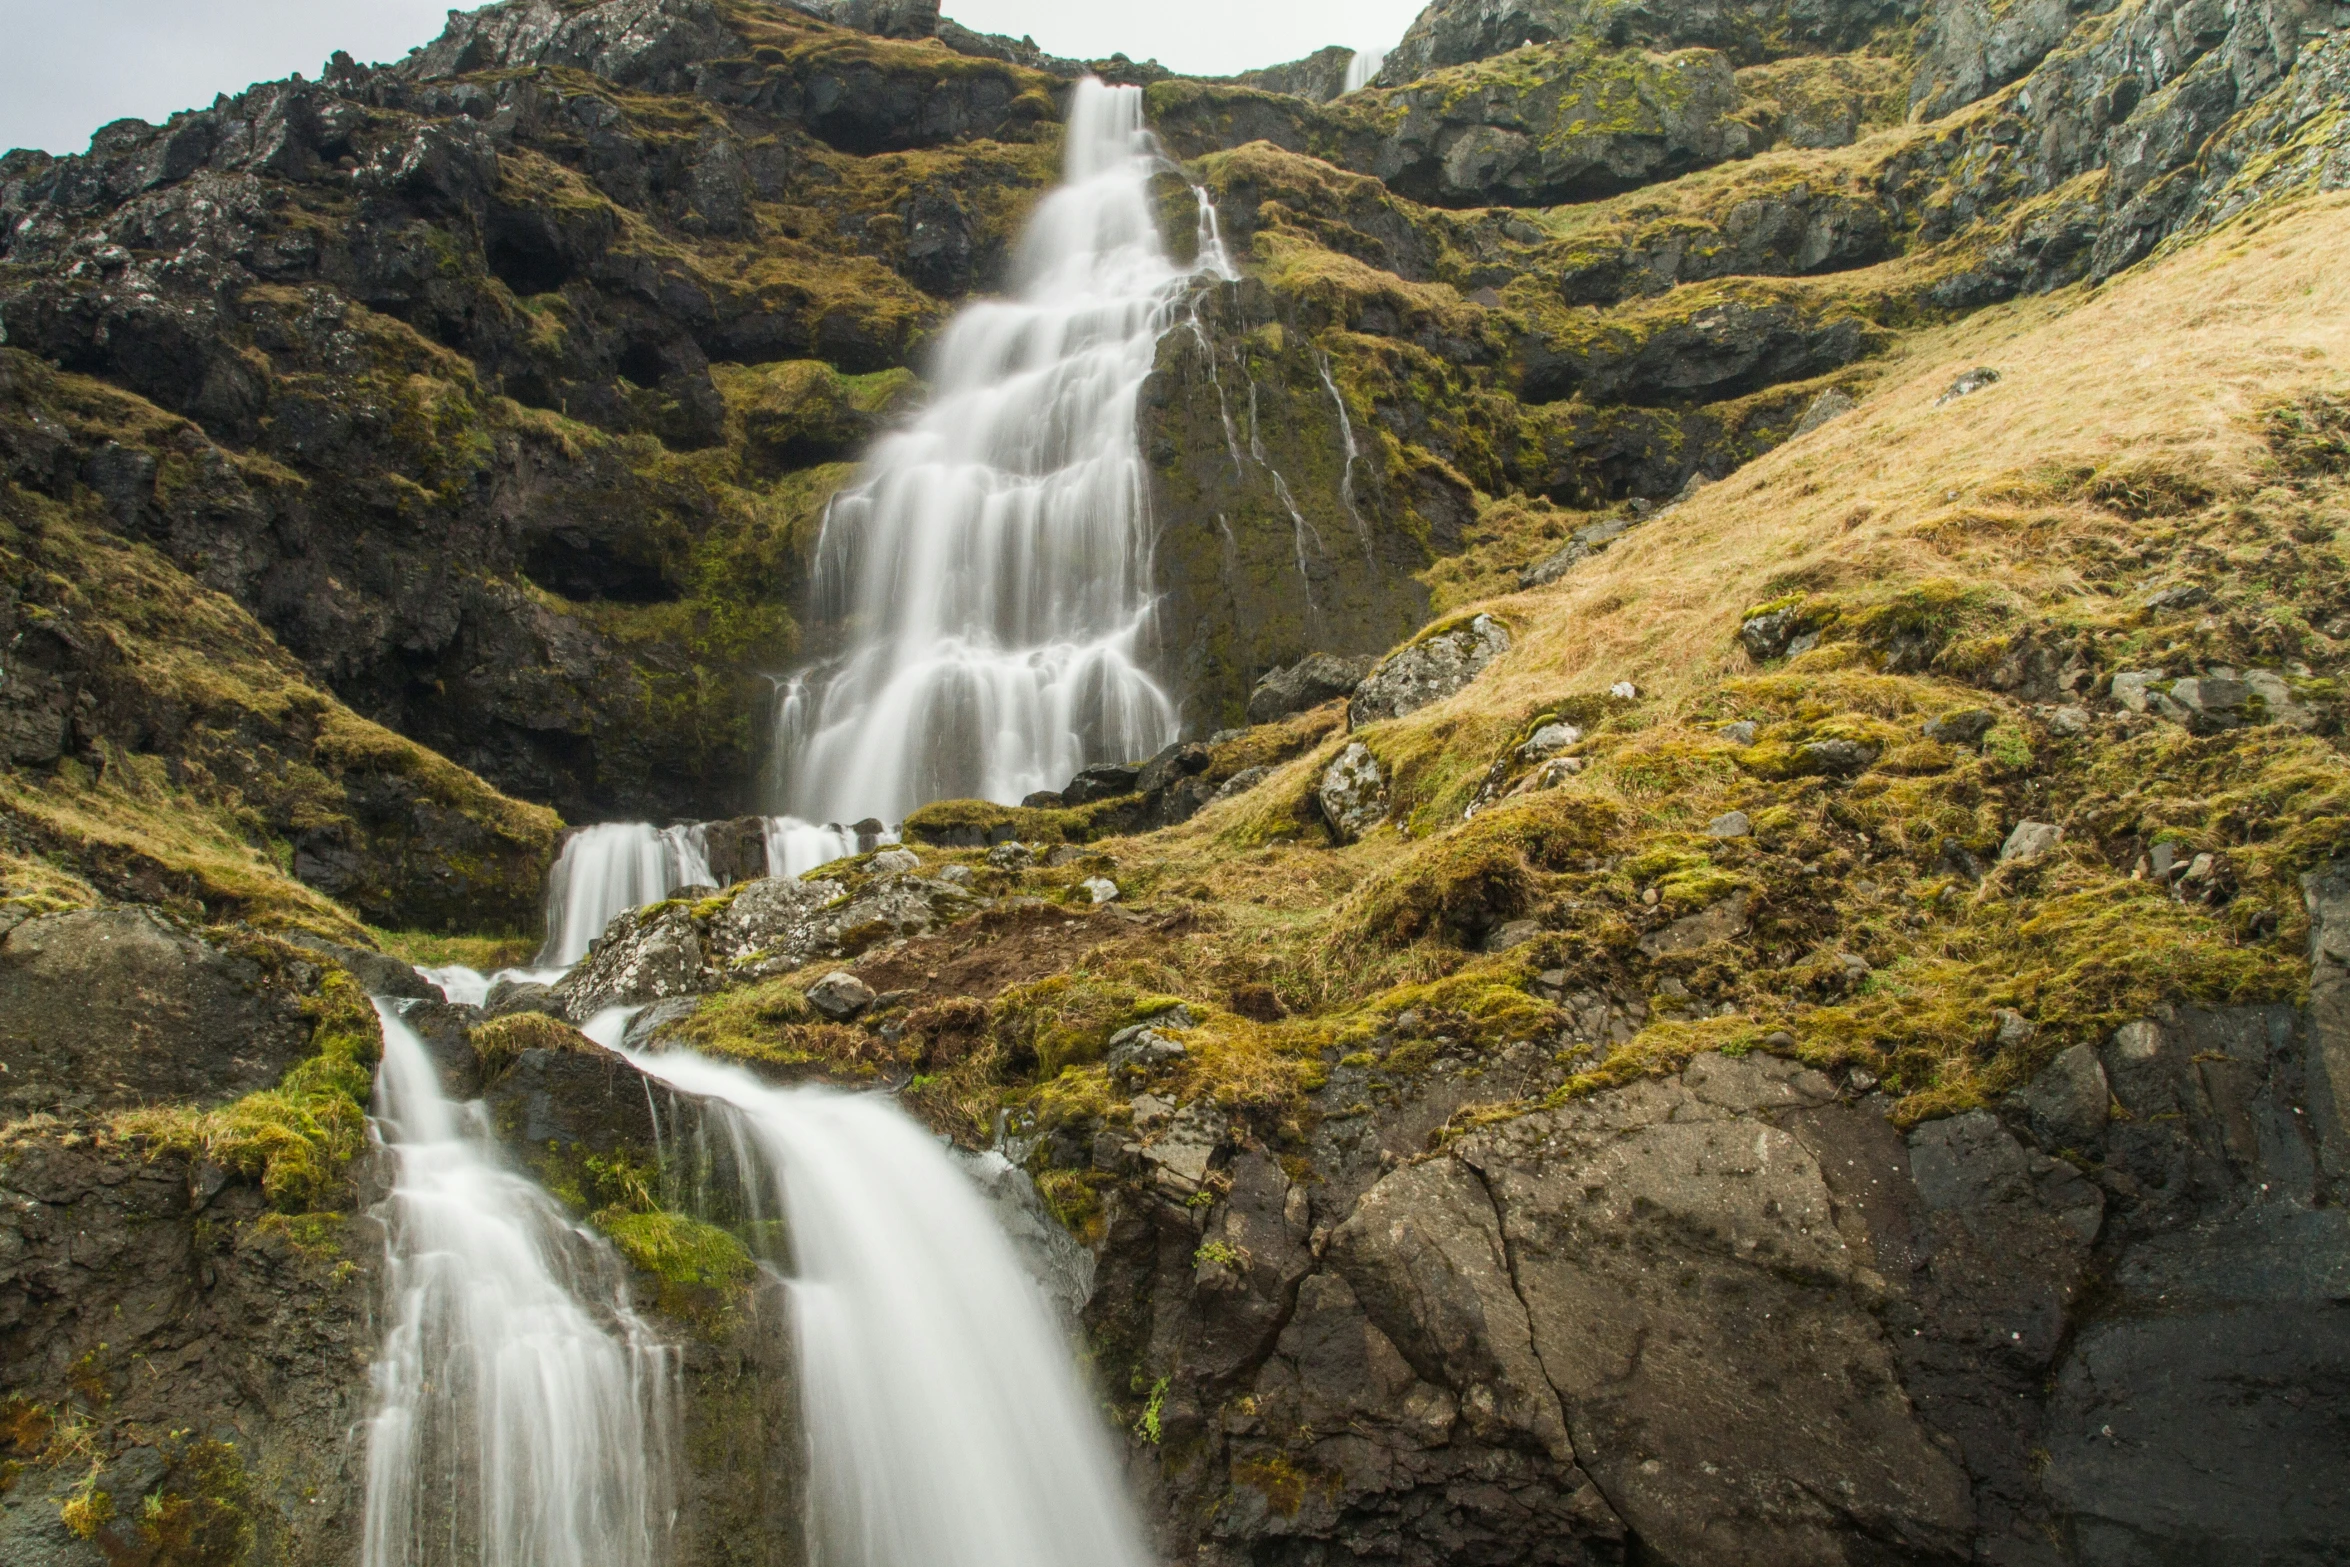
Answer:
[1316,742,1390,843]
[1349,614,1512,728]
[0,909,320,1117]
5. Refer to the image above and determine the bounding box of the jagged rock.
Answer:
[1349,614,1512,727]
[987,842,1037,869]
[1739,608,1801,661]
[1248,654,1376,724]
[2164,675,2252,731]
[1798,737,1879,774]
[788,0,939,38]
[1639,894,1752,956]
[807,971,876,1021]
[2110,669,2166,712]
[1518,512,1646,588]
[2000,821,2064,862]
[1922,708,1996,746]
[553,901,708,1019]
[1790,385,1858,436]
[483,979,561,1019]
[1231,45,1360,103]
[699,817,774,887]
[2245,668,2318,729]
[2014,1043,2110,1151]
[1935,366,2002,405]
[1081,877,1121,904]
[1317,742,1389,843]
[1518,722,1581,759]
[1214,765,1272,801]
[284,934,437,1001]
[0,909,321,1118]
[1382,0,1901,81]
[2048,704,2091,736]
[1063,763,1142,804]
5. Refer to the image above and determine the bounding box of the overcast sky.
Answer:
[0,0,1430,156]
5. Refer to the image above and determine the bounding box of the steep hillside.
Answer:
[4,0,2349,1563]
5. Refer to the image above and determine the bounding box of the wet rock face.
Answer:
[0,910,319,1118]
[0,1130,376,1567]
[1087,957,2350,1567]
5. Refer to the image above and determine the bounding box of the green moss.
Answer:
[471,1011,601,1081]
[595,1208,758,1331]
[112,967,381,1213]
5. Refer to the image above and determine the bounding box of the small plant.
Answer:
[1133,1377,1169,1445]
[1193,1239,1244,1269]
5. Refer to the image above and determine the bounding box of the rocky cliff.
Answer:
[5,0,2350,1562]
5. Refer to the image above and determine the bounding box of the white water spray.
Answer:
[361,1002,676,1567]
[539,823,716,967]
[773,80,1233,824]
[1344,46,1389,93]
[630,1051,1150,1567]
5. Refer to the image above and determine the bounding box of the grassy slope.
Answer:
[957,191,2350,1148]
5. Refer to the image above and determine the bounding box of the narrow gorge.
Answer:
[3,1,2349,1566]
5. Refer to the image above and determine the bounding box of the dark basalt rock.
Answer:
[1247,653,1375,724]
[0,909,319,1118]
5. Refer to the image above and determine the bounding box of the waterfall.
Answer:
[772,79,1233,825]
[1344,46,1388,92]
[361,1001,676,1567]
[538,823,716,967]
[629,1050,1150,1567]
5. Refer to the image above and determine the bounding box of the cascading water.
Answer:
[539,822,717,967]
[1344,46,1389,92]
[629,1050,1150,1567]
[771,79,1233,824]
[361,1001,677,1567]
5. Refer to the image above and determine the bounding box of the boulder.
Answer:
[1799,737,1879,775]
[1739,609,1801,661]
[698,816,773,887]
[1705,810,1752,838]
[807,971,876,1021]
[1063,763,1143,804]
[2110,669,2166,712]
[1639,894,1752,957]
[2013,1042,2110,1151]
[1518,512,1645,589]
[1790,385,1859,436]
[1921,708,1996,746]
[1081,878,1120,904]
[1999,821,2064,862]
[553,901,708,1019]
[0,909,319,1117]
[283,934,437,1001]
[1248,654,1376,724]
[1934,366,2002,405]
[1317,742,1390,843]
[1349,615,1512,728]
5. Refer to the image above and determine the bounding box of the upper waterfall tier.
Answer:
[774,79,1231,825]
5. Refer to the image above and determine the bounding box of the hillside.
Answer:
[2,0,2347,1564]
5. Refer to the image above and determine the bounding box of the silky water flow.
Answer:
[631,1050,1151,1567]
[361,1001,677,1567]
[773,79,1232,823]
[363,74,1194,1567]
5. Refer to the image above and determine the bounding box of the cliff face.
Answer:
[5,0,2350,1563]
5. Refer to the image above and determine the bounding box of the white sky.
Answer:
[0,1,1431,156]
